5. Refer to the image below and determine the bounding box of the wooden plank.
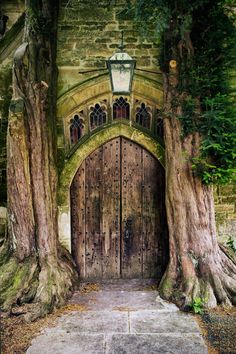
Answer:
[84,146,103,278]
[142,151,161,278]
[121,138,143,278]
[71,137,168,281]
[70,160,86,277]
[154,162,169,279]
[101,138,121,278]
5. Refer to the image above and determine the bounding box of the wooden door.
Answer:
[71,137,168,279]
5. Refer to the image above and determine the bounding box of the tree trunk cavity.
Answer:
[0,0,77,318]
[159,69,236,309]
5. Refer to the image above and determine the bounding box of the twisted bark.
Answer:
[0,0,77,318]
[159,58,236,309]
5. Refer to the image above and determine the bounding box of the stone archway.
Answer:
[71,136,168,280]
[58,124,165,252]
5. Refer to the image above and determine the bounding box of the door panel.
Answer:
[84,146,103,278]
[101,138,121,278]
[121,139,143,278]
[142,150,161,278]
[71,137,168,279]
[71,160,86,277]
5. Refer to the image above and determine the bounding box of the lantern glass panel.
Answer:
[107,51,135,94]
[110,62,132,93]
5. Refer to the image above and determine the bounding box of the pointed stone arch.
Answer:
[58,123,165,251]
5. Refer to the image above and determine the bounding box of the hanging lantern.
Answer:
[106,32,136,94]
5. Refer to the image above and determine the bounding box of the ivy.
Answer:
[130,0,236,185]
[192,94,236,184]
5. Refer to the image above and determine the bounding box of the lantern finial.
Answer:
[118,30,125,52]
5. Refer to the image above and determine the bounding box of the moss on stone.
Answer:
[58,123,165,206]
[0,256,38,310]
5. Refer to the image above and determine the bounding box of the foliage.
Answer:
[128,0,236,184]
[191,297,205,314]
[226,236,236,252]
[192,94,236,184]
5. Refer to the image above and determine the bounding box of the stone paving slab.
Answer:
[26,280,208,354]
[105,333,208,354]
[70,290,178,312]
[27,333,104,354]
[44,311,128,334]
[130,310,200,334]
[80,278,157,291]
[27,333,208,354]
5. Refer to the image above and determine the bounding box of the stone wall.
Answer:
[57,0,236,248]
[57,0,160,97]
[0,1,235,248]
[215,184,236,245]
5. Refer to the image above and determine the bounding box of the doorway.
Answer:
[71,137,168,279]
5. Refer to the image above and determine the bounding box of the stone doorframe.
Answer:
[58,123,165,251]
[57,74,165,251]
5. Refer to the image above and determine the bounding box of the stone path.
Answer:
[27,279,208,354]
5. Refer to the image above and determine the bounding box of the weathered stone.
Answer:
[107,333,207,354]
[0,207,7,219]
[26,281,208,354]
[47,311,129,334]
[27,334,105,354]
[130,311,200,334]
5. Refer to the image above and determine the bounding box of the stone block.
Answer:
[105,30,122,39]
[227,213,236,221]
[130,311,200,334]
[47,311,128,334]
[0,207,7,219]
[136,44,153,49]
[136,57,151,67]
[105,334,208,354]
[27,333,105,354]
[104,22,119,31]
[125,37,138,43]
[219,184,236,195]
[95,38,112,43]
[149,48,159,55]
[222,196,236,204]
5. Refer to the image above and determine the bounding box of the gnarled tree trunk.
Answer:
[159,64,236,309]
[0,0,77,318]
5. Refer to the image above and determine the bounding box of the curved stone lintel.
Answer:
[57,75,163,119]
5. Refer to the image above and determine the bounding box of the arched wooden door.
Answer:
[71,137,168,279]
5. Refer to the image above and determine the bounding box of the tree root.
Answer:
[0,256,38,312]
[0,247,78,320]
[159,248,236,310]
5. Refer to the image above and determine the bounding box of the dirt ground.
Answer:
[0,301,235,353]
[0,304,87,354]
[197,307,236,354]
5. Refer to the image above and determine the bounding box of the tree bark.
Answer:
[0,0,76,318]
[159,64,236,309]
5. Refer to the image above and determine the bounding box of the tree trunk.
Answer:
[159,67,236,309]
[0,0,77,318]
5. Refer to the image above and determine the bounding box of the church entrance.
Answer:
[71,137,168,279]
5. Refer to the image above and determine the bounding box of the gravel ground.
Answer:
[197,307,236,354]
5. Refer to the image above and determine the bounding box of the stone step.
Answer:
[27,332,208,354]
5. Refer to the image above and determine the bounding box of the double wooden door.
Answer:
[71,137,168,279]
